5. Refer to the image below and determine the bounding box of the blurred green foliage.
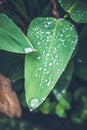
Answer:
[0,118,39,130]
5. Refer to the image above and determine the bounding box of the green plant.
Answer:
[0,0,87,115]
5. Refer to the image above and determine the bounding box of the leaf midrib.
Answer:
[38,19,60,99]
[67,0,79,13]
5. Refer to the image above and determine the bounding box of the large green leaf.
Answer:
[0,13,35,53]
[58,0,87,23]
[25,17,78,111]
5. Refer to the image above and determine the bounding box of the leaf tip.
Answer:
[28,98,40,111]
[24,47,36,53]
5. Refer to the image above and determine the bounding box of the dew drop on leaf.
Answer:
[25,17,78,110]
[38,67,42,71]
[24,47,34,53]
[77,58,83,63]
[29,98,39,111]
[61,89,66,94]
[42,97,46,101]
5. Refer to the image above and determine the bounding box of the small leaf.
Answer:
[0,13,35,53]
[25,17,78,110]
[58,0,87,23]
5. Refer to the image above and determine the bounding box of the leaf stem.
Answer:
[0,1,3,12]
[51,0,60,19]
[64,13,69,19]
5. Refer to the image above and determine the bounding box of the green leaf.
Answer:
[25,17,78,111]
[0,13,35,53]
[58,0,87,23]
[0,51,24,80]
[75,26,87,81]
[53,60,74,99]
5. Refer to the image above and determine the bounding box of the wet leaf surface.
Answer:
[53,60,74,98]
[58,0,87,23]
[25,17,78,110]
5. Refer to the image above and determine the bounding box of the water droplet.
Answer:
[34,28,37,31]
[45,24,48,28]
[77,59,83,63]
[24,47,33,53]
[48,22,51,25]
[37,56,40,60]
[53,51,56,54]
[55,55,58,59]
[47,36,50,40]
[45,80,48,83]
[37,42,40,45]
[52,81,55,84]
[53,89,57,95]
[56,93,62,99]
[47,75,51,87]
[46,54,50,57]
[47,81,50,87]
[61,89,66,94]
[35,74,38,78]
[38,67,42,71]
[36,31,39,34]
[29,98,39,111]
[45,64,47,67]
[54,48,57,52]
[46,32,50,34]
[42,97,46,101]
[44,68,47,72]
[46,71,49,74]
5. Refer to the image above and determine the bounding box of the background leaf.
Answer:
[0,13,35,53]
[75,25,87,81]
[25,17,78,111]
[0,51,24,81]
[58,0,87,23]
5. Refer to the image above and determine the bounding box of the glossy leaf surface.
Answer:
[53,60,74,99]
[25,17,78,110]
[58,0,87,23]
[0,13,35,53]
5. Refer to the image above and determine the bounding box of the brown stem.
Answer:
[0,1,3,7]
[0,1,3,12]
[51,0,60,19]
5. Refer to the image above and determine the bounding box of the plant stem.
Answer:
[51,0,60,19]
[0,1,3,12]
